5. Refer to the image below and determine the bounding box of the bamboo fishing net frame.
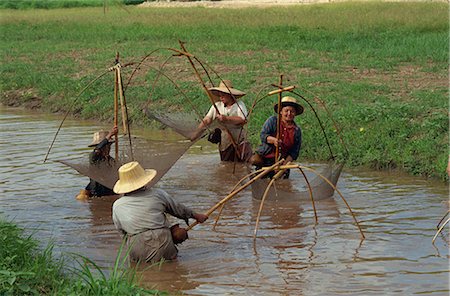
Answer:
[432,210,450,244]
[187,77,365,241]
[44,53,135,163]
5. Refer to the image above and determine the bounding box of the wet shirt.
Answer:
[112,188,195,235]
[205,101,248,151]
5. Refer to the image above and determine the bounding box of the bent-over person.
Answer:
[112,161,207,263]
[190,80,252,162]
[76,126,118,200]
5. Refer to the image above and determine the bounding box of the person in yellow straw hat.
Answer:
[190,79,252,162]
[250,96,304,179]
[76,125,118,200]
[112,161,208,263]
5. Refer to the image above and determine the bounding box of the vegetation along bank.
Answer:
[0,1,448,179]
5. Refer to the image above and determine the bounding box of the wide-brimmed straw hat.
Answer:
[88,131,114,147]
[208,80,246,98]
[273,96,304,115]
[113,161,157,194]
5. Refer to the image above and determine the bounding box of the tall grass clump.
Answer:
[0,219,163,295]
[0,220,67,294]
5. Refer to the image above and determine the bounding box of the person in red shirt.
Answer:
[250,96,304,178]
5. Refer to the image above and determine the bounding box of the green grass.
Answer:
[0,2,448,179]
[0,219,164,295]
[0,0,145,10]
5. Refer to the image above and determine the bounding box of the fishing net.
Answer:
[59,135,194,190]
[249,162,344,201]
[56,46,347,200]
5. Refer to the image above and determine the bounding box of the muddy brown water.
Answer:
[0,106,449,295]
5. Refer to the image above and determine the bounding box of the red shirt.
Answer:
[264,121,297,159]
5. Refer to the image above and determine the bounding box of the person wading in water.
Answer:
[112,161,208,263]
[76,126,118,200]
[190,80,252,162]
[250,96,304,179]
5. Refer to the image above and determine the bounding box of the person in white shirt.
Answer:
[191,80,252,162]
[112,161,207,263]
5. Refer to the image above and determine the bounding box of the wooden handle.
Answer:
[186,159,284,231]
[268,85,295,95]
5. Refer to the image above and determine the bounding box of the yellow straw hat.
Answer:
[208,80,246,98]
[113,161,157,194]
[88,131,114,147]
[273,96,304,115]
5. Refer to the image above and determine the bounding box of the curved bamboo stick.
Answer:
[43,69,111,162]
[437,210,450,229]
[295,86,349,158]
[253,177,277,240]
[298,165,365,239]
[186,160,284,231]
[213,204,225,230]
[432,217,450,244]
[291,90,335,160]
[298,167,318,223]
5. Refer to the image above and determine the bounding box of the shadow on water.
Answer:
[0,106,448,295]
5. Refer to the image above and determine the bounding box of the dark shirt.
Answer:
[85,138,115,197]
[256,115,302,161]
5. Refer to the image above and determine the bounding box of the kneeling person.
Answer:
[112,161,207,263]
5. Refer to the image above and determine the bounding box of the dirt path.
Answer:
[139,0,442,9]
[139,0,332,9]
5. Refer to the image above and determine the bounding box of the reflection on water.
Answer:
[0,106,449,295]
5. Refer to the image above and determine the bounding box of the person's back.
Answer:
[111,162,208,263]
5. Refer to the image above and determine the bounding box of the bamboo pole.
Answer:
[268,85,295,95]
[275,75,283,162]
[186,160,284,231]
[117,66,127,134]
[177,41,220,115]
[117,65,134,161]
[114,63,119,160]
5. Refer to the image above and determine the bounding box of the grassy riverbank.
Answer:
[0,2,448,179]
[0,219,163,295]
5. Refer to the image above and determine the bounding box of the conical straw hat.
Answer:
[88,131,114,147]
[113,161,157,194]
[208,80,246,97]
[273,96,304,115]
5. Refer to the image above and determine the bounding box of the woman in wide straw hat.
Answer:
[250,96,304,179]
[76,125,118,200]
[112,161,208,263]
[190,79,252,162]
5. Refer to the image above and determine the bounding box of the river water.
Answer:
[0,106,448,295]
